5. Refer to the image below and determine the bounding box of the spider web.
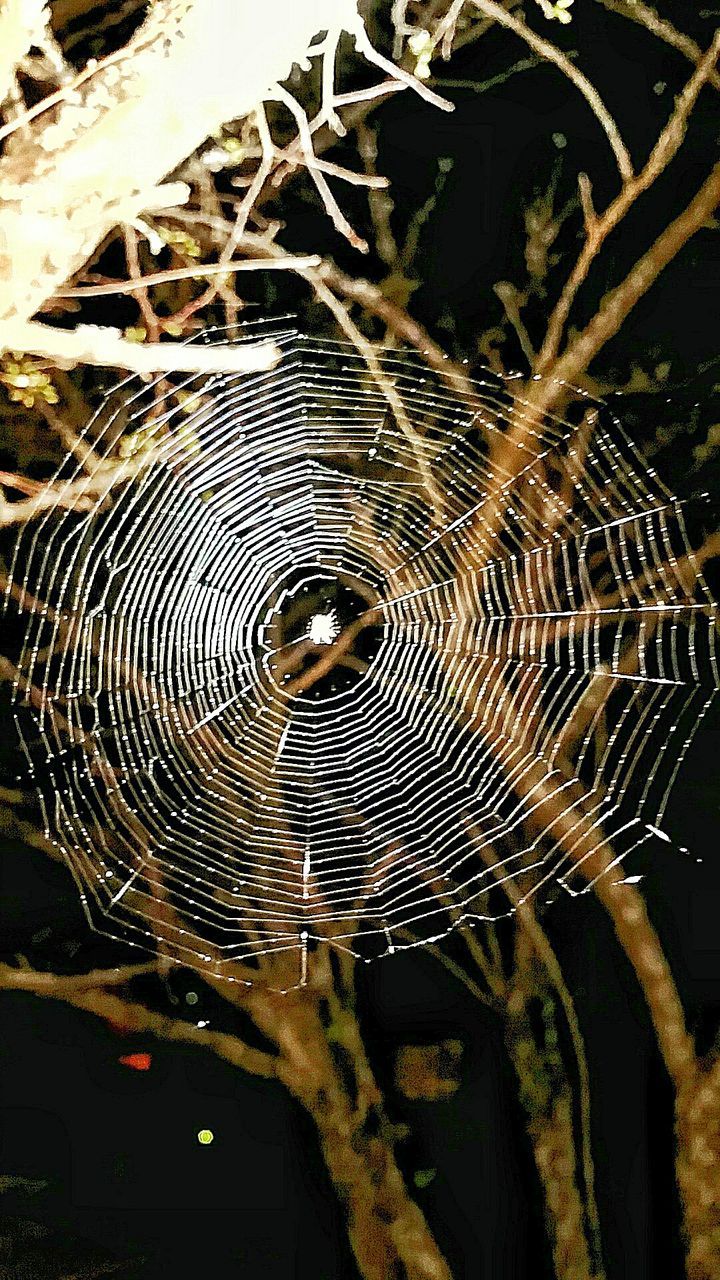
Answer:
[4,321,718,983]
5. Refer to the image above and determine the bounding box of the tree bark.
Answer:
[0,0,356,332]
[248,985,453,1280]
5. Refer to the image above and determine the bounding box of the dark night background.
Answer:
[1,3,720,1277]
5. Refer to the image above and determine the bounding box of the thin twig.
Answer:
[122,224,161,342]
[494,281,536,366]
[531,155,720,408]
[469,0,634,181]
[55,254,321,298]
[316,258,476,400]
[0,963,277,1077]
[597,0,720,93]
[272,82,370,251]
[536,32,720,372]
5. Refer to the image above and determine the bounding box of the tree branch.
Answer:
[0,0,358,335]
[3,319,281,375]
[597,0,720,93]
[0,961,278,1078]
[469,0,634,181]
[531,155,720,407]
[536,31,720,372]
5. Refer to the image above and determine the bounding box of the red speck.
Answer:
[118,1052,152,1072]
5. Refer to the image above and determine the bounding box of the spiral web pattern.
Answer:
[5,323,719,983]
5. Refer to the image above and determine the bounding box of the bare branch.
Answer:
[597,0,720,93]
[494,280,536,365]
[532,155,720,406]
[55,254,322,298]
[272,82,370,252]
[0,0,361,333]
[349,13,454,114]
[2,320,281,375]
[536,32,720,372]
[0,962,277,1078]
[469,0,634,181]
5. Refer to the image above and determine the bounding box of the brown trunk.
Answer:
[505,951,603,1280]
[675,1060,720,1280]
[529,1092,599,1280]
[248,984,453,1280]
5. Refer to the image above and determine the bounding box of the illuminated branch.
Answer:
[0,0,445,370]
[2,319,282,376]
[0,0,50,105]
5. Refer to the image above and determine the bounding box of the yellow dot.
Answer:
[197,1129,214,1146]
